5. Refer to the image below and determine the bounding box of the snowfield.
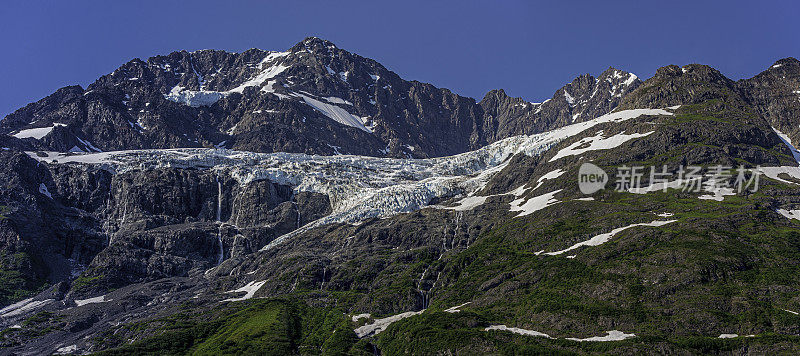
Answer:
[12,123,67,140]
[0,298,54,318]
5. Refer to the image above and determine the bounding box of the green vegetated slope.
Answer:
[89,94,800,355]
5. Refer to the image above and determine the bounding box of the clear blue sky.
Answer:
[1,1,797,118]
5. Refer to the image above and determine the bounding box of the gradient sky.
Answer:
[1,1,798,118]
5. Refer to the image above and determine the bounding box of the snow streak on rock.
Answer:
[354,310,424,338]
[544,220,677,256]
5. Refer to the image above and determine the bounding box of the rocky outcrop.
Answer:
[738,58,800,142]
[479,67,641,139]
[0,38,637,159]
[6,51,800,355]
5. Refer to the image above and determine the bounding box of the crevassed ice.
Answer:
[28,108,672,250]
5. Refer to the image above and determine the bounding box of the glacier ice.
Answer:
[28,108,674,251]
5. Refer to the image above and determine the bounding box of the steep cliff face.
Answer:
[5,47,800,354]
[0,152,108,305]
[738,58,800,142]
[0,150,336,308]
[1,38,640,159]
[479,67,642,140]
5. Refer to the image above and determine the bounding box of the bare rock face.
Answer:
[618,64,748,110]
[1,38,639,159]
[0,151,107,305]
[738,58,800,142]
[0,148,335,303]
[5,40,800,355]
[479,67,641,140]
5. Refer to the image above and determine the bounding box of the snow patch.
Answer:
[760,166,800,184]
[549,130,654,162]
[445,195,491,211]
[777,209,800,221]
[0,298,53,317]
[223,280,266,302]
[564,90,575,105]
[544,220,677,256]
[165,51,290,107]
[509,189,562,217]
[354,310,424,338]
[485,325,552,338]
[323,96,353,105]
[628,179,684,194]
[228,52,290,93]
[772,127,800,163]
[623,73,638,87]
[75,295,110,306]
[566,330,636,342]
[12,123,67,140]
[76,136,102,152]
[445,302,471,313]
[297,93,372,133]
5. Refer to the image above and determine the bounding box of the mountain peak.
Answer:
[769,57,799,70]
[291,37,339,53]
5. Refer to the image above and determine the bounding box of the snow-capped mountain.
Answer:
[0,37,642,158]
[3,39,800,354]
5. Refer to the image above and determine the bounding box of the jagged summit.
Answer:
[4,36,800,354]
[1,39,798,161]
[770,56,800,68]
[291,36,340,52]
[0,38,641,158]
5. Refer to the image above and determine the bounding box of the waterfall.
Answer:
[320,267,327,290]
[215,227,224,266]
[216,179,223,222]
[417,267,430,309]
[230,234,240,257]
[293,201,301,228]
[215,177,224,266]
[290,274,299,292]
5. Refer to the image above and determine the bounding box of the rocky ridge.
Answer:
[1,46,800,354]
